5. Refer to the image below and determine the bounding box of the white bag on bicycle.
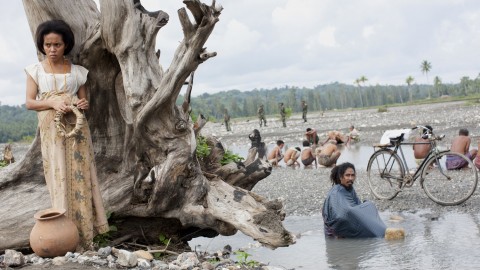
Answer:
[379,129,411,145]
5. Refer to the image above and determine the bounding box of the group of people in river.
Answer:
[266,125,360,169]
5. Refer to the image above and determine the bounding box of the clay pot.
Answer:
[30,208,79,257]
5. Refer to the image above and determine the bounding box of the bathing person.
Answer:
[305,128,320,147]
[284,146,301,167]
[301,140,317,168]
[267,140,284,166]
[413,125,433,165]
[447,128,477,170]
[345,125,360,145]
[25,20,109,250]
[316,140,341,167]
[322,162,387,238]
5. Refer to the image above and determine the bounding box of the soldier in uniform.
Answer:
[279,102,287,127]
[223,108,231,131]
[301,100,308,122]
[257,104,267,127]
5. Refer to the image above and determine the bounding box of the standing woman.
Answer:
[25,20,109,250]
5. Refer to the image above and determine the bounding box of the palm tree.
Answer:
[420,60,432,98]
[406,76,414,102]
[433,76,442,97]
[359,75,368,85]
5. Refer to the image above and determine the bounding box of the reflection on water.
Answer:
[189,211,480,269]
[226,143,418,170]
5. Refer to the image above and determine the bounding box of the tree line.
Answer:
[1,74,479,143]
[190,74,480,120]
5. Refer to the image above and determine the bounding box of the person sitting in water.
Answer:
[322,130,346,145]
[413,125,433,166]
[284,146,301,167]
[316,140,341,167]
[345,125,360,145]
[267,140,285,167]
[446,128,477,170]
[322,162,387,238]
[301,140,317,168]
[305,128,320,147]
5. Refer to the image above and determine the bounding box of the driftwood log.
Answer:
[0,0,294,251]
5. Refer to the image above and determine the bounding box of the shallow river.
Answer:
[190,144,479,269]
[190,210,480,269]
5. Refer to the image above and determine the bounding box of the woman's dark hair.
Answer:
[330,162,355,185]
[35,20,75,55]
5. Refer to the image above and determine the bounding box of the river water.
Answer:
[189,144,480,269]
[190,210,480,269]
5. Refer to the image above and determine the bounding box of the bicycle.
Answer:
[367,125,478,206]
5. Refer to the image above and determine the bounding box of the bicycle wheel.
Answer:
[367,149,405,200]
[422,151,478,206]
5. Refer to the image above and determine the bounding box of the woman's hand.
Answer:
[76,98,89,110]
[51,99,72,114]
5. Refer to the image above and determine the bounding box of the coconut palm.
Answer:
[406,76,414,102]
[420,60,432,98]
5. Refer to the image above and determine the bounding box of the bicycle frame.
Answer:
[373,130,448,188]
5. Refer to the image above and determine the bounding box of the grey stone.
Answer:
[98,246,112,258]
[201,261,214,270]
[52,256,67,266]
[116,249,138,267]
[137,258,151,269]
[91,258,108,266]
[4,249,25,267]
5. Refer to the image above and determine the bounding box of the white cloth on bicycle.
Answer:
[379,129,411,145]
[322,184,386,238]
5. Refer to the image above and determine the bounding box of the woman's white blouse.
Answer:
[25,62,88,98]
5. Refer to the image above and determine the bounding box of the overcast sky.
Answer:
[1,0,479,105]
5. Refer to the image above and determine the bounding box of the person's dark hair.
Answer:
[306,128,312,132]
[35,20,75,55]
[302,140,310,147]
[295,147,301,152]
[459,128,469,136]
[276,140,284,146]
[330,162,355,185]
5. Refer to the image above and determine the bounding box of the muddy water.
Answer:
[190,210,480,269]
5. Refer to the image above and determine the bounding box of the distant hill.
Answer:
[0,104,37,143]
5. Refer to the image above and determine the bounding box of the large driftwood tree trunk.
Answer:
[0,0,294,250]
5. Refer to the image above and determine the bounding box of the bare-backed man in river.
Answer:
[447,128,478,170]
[316,140,341,167]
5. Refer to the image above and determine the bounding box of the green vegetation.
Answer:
[92,212,118,247]
[220,150,244,165]
[234,250,260,267]
[184,75,480,122]
[158,233,170,246]
[0,105,37,143]
[378,106,388,113]
[196,136,211,159]
[0,160,7,168]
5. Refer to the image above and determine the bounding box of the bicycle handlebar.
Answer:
[410,126,444,141]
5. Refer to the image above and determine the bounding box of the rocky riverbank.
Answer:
[2,100,480,269]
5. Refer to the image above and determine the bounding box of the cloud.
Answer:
[1,0,480,105]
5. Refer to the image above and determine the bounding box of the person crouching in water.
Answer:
[316,140,341,167]
[322,163,399,238]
